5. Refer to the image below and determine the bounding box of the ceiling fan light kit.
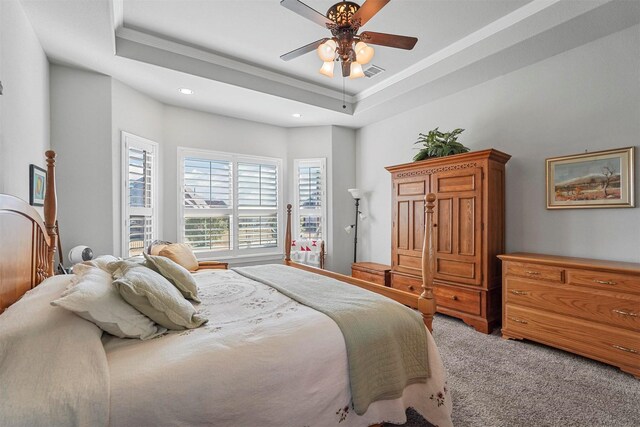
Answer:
[280,0,418,79]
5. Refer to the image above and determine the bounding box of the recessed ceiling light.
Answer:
[292,113,302,118]
[179,88,194,95]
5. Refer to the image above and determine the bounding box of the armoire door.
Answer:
[431,167,483,286]
[392,176,428,277]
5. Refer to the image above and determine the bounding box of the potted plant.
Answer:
[413,127,469,161]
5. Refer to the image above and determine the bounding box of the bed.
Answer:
[0,151,452,427]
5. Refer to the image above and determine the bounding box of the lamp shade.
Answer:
[68,245,94,264]
[349,62,365,79]
[319,61,335,77]
[355,42,374,65]
[317,39,337,62]
[348,188,362,199]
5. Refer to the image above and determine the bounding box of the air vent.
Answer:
[364,65,385,78]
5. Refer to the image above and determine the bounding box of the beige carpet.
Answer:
[389,314,639,427]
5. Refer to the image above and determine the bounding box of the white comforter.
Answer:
[103,269,453,427]
[0,276,110,427]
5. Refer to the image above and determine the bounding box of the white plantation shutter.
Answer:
[178,148,282,257]
[294,159,326,240]
[122,133,158,257]
[237,162,278,249]
[182,158,232,251]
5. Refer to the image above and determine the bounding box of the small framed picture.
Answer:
[546,147,635,209]
[29,164,47,207]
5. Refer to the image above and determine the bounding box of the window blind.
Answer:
[295,160,325,240]
[237,163,278,208]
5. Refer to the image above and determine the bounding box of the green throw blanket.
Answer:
[233,264,429,415]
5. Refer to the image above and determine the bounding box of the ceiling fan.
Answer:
[280,0,418,79]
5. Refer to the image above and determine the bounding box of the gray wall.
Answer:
[330,126,357,274]
[111,79,164,255]
[356,24,640,264]
[0,0,49,201]
[50,65,112,261]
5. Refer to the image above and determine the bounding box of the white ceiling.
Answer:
[20,0,640,128]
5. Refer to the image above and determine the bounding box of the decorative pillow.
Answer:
[111,260,207,330]
[51,264,166,340]
[158,243,199,272]
[143,253,200,303]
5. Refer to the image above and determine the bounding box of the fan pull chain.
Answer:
[342,76,346,110]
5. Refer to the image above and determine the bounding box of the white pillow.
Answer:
[51,265,166,340]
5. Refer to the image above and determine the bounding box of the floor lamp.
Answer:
[347,188,362,263]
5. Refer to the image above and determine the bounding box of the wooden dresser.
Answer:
[386,149,510,333]
[499,253,640,378]
[351,262,391,287]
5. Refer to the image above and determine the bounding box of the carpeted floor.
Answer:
[389,314,640,427]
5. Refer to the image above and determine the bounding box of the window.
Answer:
[178,148,282,259]
[294,158,326,240]
[122,132,158,257]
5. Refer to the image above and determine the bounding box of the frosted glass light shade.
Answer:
[317,39,337,62]
[349,62,365,79]
[355,42,374,64]
[319,61,334,77]
[348,188,362,199]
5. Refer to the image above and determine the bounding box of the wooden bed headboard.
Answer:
[0,151,58,314]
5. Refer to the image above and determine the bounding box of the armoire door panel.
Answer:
[413,199,425,252]
[436,258,477,281]
[398,253,422,273]
[398,181,426,196]
[397,201,410,250]
[458,197,476,256]
[436,198,453,254]
[435,173,476,193]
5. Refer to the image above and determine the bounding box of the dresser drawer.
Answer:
[434,283,481,316]
[568,269,640,295]
[505,278,640,331]
[390,273,422,295]
[504,304,640,371]
[506,262,564,283]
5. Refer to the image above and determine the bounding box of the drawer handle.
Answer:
[525,271,540,276]
[509,317,528,324]
[612,344,638,354]
[612,309,638,317]
[451,295,458,301]
[408,286,415,291]
[594,279,617,285]
[510,290,528,296]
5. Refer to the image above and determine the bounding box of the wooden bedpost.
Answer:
[44,150,58,276]
[419,193,437,332]
[285,203,292,263]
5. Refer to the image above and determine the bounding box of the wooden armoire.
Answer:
[386,149,510,333]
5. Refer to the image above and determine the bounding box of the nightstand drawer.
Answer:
[506,262,564,283]
[568,270,640,295]
[434,283,481,316]
[505,277,640,331]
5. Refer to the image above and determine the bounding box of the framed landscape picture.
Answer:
[546,147,635,209]
[29,164,47,207]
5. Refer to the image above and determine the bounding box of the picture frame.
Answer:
[546,147,635,209]
[29,164,47,207]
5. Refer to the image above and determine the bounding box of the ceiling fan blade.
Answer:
[280,0,334,28]
[359,31,418,50]
[341,61,351,78]
[350,0,390,28]
[280,38,329,61]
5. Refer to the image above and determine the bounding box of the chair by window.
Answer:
[290,239,325,269]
